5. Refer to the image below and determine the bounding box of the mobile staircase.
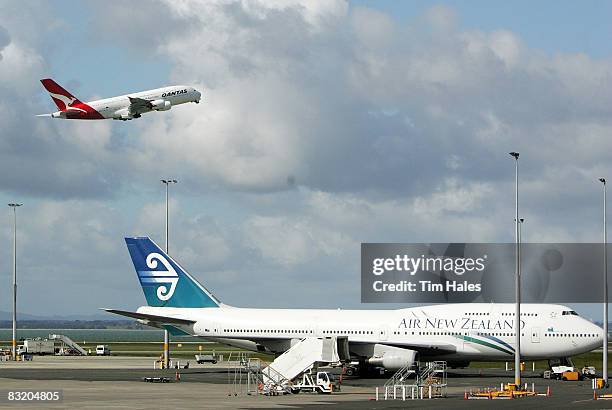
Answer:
[258,337,341,394]
[48,334,88,356]
[382,361,447,400]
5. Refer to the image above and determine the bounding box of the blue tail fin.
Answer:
[125,237,220,308]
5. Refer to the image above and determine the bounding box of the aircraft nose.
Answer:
[194,89,202,102]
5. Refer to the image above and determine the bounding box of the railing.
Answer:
[383,362,417,388]
[48,334,88,355]
[382,361,447,400]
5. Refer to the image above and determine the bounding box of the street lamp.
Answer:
[160,179,177,369]
[8,203,22,361]
[161,179,177,254]
[509,152,521,387]
[600,177,608,386]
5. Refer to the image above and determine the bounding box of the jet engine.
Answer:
[151,99,171,111]
[367,345,419,371]
[112,108,133,120]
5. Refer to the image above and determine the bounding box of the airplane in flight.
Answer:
[38,78,201,121]
[107,237,603,373]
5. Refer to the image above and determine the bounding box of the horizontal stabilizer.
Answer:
[102,308,195,325]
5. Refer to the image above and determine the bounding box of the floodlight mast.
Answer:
[600,177,608,386]
[160,179,177,370]
[509,152,521,386]
[8,203,22,361]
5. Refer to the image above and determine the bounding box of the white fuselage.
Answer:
[91,86,200,119]
[49,85,201,120]
[137,303,602,362]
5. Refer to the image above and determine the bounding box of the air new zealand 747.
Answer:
[106,237,603,371]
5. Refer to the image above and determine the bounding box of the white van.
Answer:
[96,345,111,356]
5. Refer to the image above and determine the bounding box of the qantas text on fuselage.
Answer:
[38,78,201,121]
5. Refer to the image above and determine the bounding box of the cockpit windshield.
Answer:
[562,310,579,316]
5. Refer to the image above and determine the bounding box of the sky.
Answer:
[1,0,612,320]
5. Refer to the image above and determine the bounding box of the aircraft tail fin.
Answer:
[40,78,83,111]
[125,237,221,308]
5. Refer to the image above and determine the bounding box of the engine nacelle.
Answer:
[151,99,171,111]
[113,108,132,120]
[367,345,419,371]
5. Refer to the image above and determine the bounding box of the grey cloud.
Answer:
[2,2,612,316]
[80,1,612,205]
[0,25,9,58]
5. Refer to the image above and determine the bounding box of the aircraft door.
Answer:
[531,327,540,343]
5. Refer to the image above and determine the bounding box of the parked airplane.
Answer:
[38,79,201,121]
[107,237,603,371]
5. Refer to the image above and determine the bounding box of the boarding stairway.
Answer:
[384,362,417,388]
[416,361,447,388]
[260,337,341,393]
[49,334,88,356]
[383,361,447,400]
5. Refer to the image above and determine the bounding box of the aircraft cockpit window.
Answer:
[562,310,579,316]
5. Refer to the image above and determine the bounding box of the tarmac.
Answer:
[0,356,610,409]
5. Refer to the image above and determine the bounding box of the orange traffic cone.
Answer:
[464,390,468,400]
[546,386,551,397]
[510,389,514,399]
[593,390,598,401]
[175,371,181,382]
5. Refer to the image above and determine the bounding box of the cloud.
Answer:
[1,2,612,315]
[73,0,612,205]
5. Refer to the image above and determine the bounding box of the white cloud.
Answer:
[2,2,612,314]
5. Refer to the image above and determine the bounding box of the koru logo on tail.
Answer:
[138,253,179,301]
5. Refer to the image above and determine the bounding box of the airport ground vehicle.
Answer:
[96,345,111,356]
[560,371,582,381]
[290,371,338,394]
[581,366,597,378]
[195,353,221,364]
[17,339,54,355]
[544,366,583,381]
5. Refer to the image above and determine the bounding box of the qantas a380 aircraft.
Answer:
[107,237,603,372]
[38,78,201,121]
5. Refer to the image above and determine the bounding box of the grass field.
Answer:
[2,339,611,371]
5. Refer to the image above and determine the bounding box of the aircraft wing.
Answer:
[351,340,458,355]
[128,97,153,114]
[385,341,458,354]
[103,308,195,326]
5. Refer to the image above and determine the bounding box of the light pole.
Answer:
[8,203,22,361]
[600,177,608,386]
[509,152,521,387]
[161,179,177,369]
